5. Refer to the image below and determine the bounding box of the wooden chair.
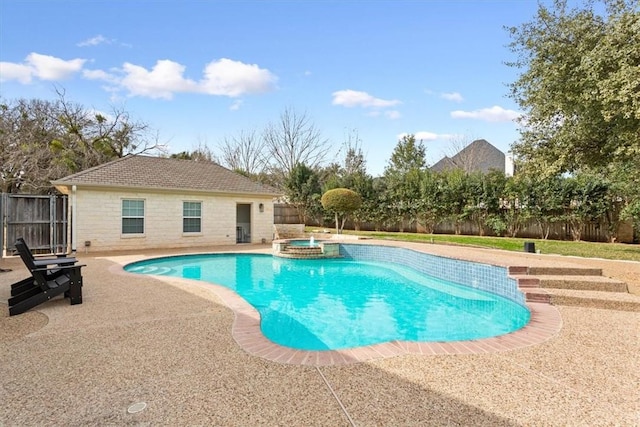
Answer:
[8,239,84,316]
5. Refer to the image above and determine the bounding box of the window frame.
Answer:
[182,200,202,234]
[121,199,145,235]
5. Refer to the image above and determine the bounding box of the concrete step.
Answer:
[512,274,627,292]
[523,288,551,304]
[510,264,636,311]
[510,275,540,288]
[528,266,603,276]
[537,275,628,292]
[545,288,640,312]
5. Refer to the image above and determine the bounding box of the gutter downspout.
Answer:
[71,185,77,253]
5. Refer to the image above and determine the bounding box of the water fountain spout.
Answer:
[310,236,315,247]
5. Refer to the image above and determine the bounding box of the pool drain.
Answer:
[127,402,147,414]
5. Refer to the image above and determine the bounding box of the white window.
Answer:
[122,199,144,234]
[183,201,202,233]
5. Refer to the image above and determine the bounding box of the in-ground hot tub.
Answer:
[272,237,340,259]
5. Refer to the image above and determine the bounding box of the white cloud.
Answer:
[2,52,277,100]
[82,68,119,83]
[111,58,276,99]
[77,35,111,47]
[451,105,521,122]
[27,53,86,80]
[441,92,464,102]
[230,100,243,111]
[200,58,277,97]
[1,53,85,83]
[0,62,33,83]
[119,60,197,99]
[385,110,401,120]
[397,131,456,141]
[414,132,439,141]
[332,89,401,108]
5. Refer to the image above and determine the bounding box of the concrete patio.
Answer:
[1,241,639,426]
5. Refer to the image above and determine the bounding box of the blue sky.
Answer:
[1,0,543,176]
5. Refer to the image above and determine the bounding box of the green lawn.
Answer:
[312,229,640,262]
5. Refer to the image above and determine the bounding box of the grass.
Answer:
[310,228,640,262]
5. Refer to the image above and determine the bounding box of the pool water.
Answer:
[125,254,530,351]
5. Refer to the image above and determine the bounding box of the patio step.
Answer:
[522,288,552,304]
[529,266,604,276]
[509,265,636,311]
[538,275,627,292]
[509,266,603,276]
[545,288,640,312]
[512,274,628,292]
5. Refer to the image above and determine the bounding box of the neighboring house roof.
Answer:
[430,139,506,174]
[52,155,282,196]
[430,156,456,172]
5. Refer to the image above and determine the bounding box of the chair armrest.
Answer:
[32,257,78,267]
[32,264,85,273]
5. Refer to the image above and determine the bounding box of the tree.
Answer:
[464,170,507,236]
[263,107,329,185]
[564,172,613,241]
[499,175,529,238]
[439,169,470,235]
[521,174,566,239]
[0,92,164,193]
[321,188,362,234]
[1,99,60,193]
[322,131,374,230]
[50,88,164,172]
[283,163,322,224]
[386,134,427,174]
[417,170,444,234]
[507,0,640,175]
[383,134,427,231]
[170,140,217,162]
[219,128,267,176]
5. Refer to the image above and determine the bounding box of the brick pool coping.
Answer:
[117,247,563,366]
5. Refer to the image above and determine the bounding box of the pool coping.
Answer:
[115,247,563,366]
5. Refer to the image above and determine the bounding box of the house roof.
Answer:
[430,156,455,172]
[430,139,505,174]
[52,155,282,196]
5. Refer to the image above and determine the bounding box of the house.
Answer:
[430,139,512,175]
[52,155,282,253]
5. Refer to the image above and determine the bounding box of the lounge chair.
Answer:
[8,239,84,316]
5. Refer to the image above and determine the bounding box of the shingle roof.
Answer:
[52,155,281,196]
[430,139,505,174]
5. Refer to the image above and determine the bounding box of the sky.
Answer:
[0,0,545,176]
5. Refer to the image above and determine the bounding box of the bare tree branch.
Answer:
[262,107,329,182]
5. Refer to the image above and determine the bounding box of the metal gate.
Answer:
[1,193,68,257]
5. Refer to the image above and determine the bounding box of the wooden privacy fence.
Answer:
[274,203,301,225]
[274,203,635,243]
[1,193,68,257]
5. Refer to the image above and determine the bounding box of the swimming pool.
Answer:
[125,248,530,351]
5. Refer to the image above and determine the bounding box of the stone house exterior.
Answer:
[52,155,282,253]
